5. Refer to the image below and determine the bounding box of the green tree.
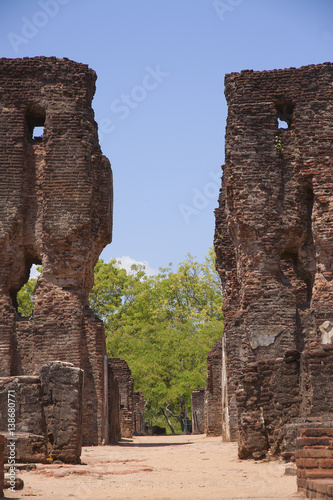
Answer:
[90,248,223,433]
[16,253,224,433]
[16,266,41,317]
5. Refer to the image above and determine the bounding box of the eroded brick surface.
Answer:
[213,62,333,458]
[0,57,113,447]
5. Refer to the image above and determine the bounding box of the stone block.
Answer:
[40,361,83,463]
[3,432,47,463]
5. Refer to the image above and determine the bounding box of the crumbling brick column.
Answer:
[213,62,333,458]
[0,57,113,447]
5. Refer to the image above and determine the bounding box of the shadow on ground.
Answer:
[116,439,193,448]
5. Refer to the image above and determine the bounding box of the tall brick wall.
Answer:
[0,57,113,446]
[213,62,333,458]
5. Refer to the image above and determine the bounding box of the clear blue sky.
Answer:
[1,0,332,274]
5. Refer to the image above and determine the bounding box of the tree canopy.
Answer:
[90,248,223,432]
[16,249,224,433]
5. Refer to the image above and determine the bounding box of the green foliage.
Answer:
[16,266,42,317]
[90,248,223,432]
[16,254,224,433]
[275,134,283,151]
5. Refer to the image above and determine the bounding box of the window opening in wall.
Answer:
[32,126,44,140]
[277,118,289,129]
[275,100,294,130]
[25,105,46,142]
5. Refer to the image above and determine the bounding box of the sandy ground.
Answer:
[3,434,302,500]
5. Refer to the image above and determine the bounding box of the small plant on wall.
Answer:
[275,134,283,152]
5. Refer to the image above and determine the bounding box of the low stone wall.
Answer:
[0,362,84,464]
[296,427,333,498]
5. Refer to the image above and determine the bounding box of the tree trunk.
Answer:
[162,407,175,434]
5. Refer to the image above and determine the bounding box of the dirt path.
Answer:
[4,435,301,500]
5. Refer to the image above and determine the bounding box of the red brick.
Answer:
[320,459,333,469]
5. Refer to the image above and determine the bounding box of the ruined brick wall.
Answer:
[205,340,222,436]
[214,62,333,458]
[108,362,121,443]
[0,57,113,446]
[109,359,133,438]
[133,392,145,436]
[191,389,205,434]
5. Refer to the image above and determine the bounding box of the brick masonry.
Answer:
[296,427,333,497]
[212,62,333,458]
[109,358,134,438]
[0,57,113,447]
